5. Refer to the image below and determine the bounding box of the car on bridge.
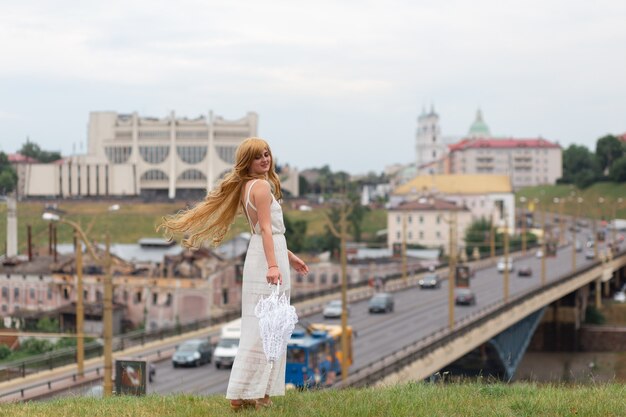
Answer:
[368,292,394,313]
[454,288,476,306]
[517,265,533,277]
[419,273,441,289]
[323,300,350,319]
[172,339,212,368]
[497,258,514,272]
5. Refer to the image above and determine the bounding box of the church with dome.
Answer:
[415,107,562,190]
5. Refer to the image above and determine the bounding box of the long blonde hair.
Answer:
[158,137,282,248]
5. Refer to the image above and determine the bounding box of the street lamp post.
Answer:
[539,199,547,286]
[448,210,457,329]
[572,197,583,272]
[103,233,113,396]
[489,212,495,260]
[74,230,84,378]
[503,212,510,303]
[519,196,527,255]
[401,214,407,283]
[325,202,352,382]
[42,212,114,395]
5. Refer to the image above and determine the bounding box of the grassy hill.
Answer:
[1,382,624,416]
[517,182,626,218]
[0,200,387,252]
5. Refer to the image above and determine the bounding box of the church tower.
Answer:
[415,105,445,170]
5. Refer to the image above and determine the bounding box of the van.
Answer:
[213,318,241,369]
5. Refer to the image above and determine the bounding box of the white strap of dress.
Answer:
[245,179,259,212]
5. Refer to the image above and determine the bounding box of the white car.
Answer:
[613,292,626,303]
[535,249,543,258]
[497,258,514,272]
[323,300,349,319]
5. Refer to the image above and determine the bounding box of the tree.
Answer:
[347,193,369,242]
[284,215,308,253]
[0,152,17,194]
[609,156,626,182]
[464,217,492,256]
[19,141,61,163]
[595,135,624,174]
[561,144,601,189]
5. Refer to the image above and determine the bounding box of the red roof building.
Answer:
[8,153,38,164]
[447,136,562,190]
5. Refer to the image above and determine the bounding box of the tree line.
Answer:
[560,134,626,188]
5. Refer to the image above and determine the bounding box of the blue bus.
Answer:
[286,324,353,388]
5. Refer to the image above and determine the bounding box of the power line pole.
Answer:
[75,231,84,378]
[503,211,510,303]
[325,202,352,382]
[402,214,407,283]
[541,202,547,286]
[448,209,457,329]
[490,212,495,259]
[103,232,113,396]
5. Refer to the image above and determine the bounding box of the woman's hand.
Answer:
[289,253,309,275]
[267,265,282,285]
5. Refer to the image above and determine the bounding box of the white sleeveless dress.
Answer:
[226,179,290,400]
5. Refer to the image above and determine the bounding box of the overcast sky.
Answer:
[1,0,625,174]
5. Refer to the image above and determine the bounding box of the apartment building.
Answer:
[448,137,562,189]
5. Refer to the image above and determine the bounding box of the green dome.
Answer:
[468,109,491,138]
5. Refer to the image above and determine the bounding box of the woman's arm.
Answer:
[252,180,281,285]
[288,250,309,274]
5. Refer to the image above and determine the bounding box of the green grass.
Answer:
[0,201,387,251]
[1,382,625,416]
[517,182,626,218]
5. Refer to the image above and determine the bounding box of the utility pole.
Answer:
[489,212,495,259]
[402,214,407,283]
[503,211,510,303]
[75,230,84,378]
[325,202,352,382]
[559,198,565,245]
[572,198,580,272]
[103,233,113,396]
[519,197,527,255]
[541,203,547,286]
[448,210,457,329]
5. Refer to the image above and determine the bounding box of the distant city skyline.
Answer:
[1,1,625,174]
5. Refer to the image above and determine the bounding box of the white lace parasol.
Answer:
[254,282,298,365]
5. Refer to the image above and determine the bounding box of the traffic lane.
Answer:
[149,360,229,395]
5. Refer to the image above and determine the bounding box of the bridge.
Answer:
[1,227,624,400]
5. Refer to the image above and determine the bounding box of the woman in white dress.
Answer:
[159,137,308,411]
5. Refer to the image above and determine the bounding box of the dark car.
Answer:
[368,292,394,313]
[517,265,533,277]
[454,288,477,306]
[419,273,441,289]
[172,339,212,367]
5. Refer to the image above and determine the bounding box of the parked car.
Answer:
[517,265,533,277]
[585,248,596,259]
[497,257,514,272]
[535,249,544,258]
[172,339,212,367]
[368,292,394,313]
[419,273,441,289]
[454,288,477,306]
[323,300,349,319]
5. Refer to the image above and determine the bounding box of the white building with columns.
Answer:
[21,111,299,199]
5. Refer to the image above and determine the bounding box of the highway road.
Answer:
[54,226,611,398]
